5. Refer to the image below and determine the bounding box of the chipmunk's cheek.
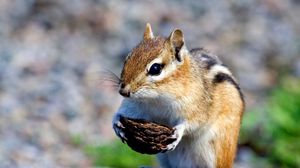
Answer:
[132,88,159,99]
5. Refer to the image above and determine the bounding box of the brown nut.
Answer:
[119,116,176,154]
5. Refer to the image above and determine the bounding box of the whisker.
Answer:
[99,69,121,82]
[97,78,120,84]
[86,68,121,91]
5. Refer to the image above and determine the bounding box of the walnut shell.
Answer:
[119,116,176,154]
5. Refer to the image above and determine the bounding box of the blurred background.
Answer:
[0,0,299,167]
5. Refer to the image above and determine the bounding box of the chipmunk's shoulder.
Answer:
[189,48,222,70]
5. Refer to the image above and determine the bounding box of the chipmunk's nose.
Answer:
[119,83,130,97]
[119,89,130,97]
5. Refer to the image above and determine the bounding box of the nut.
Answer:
[119,116,176,154]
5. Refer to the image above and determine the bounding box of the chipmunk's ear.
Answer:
[168,29,185,62]
[143,23,154,40]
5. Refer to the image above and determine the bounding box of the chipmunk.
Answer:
[112,23,244,168]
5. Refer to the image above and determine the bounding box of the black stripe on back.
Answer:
[213,73,244,103]
[201,54,218,70]
[190,48,219,70]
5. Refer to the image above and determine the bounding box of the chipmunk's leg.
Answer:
[166,122,186,151]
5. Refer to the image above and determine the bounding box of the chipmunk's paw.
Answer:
[165,123,185,151]
[113,116,127,142]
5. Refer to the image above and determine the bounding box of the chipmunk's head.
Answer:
[119,23,191,100]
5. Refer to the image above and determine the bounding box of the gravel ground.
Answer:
[0,0,299,167]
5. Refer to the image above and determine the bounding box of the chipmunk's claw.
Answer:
[165,123,186,151]
[113,120,128,142]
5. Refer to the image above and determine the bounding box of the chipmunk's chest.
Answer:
[121,98,183,127]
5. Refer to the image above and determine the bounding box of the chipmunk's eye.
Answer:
[148,63,164,76]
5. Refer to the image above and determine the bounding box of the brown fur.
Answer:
[211,82,244,167]
[121,37,166,85]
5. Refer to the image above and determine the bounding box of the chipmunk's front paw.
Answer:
[113,116,127,142]
[165,123,185,151]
